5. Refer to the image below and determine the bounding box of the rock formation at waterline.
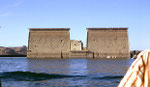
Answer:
[0,46,27,56]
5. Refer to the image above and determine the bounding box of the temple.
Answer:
[27,28,130,58]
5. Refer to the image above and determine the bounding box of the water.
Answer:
[0,57,134,87]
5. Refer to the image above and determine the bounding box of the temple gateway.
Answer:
[27,28,130,58]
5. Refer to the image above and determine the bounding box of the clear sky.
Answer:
[0,0,150,50]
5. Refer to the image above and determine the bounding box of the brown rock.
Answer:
[0,46,27,56]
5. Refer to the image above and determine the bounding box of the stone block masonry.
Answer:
[87,28,130,58]
[27,28,70,58]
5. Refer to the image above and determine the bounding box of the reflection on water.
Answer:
[0,57,134,87]
[69,59,88,75]
[87,59,130,76]
[0,57,28,72]
[27,59,70,74]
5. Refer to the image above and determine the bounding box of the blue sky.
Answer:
[0,0,150,50]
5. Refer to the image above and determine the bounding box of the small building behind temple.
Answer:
[70,40,83,51]
[27,28,130,58]
[70,40,88,58]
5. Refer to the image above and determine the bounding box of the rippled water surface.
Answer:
[0,57,134,87]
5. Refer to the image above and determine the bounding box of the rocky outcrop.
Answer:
[0,47,16,55]
[130,50,142,59]
[0,46,27,56]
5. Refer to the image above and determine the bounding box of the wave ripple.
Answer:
[0,71,123,81]
[0,71,86,81]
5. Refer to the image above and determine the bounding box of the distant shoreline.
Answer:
[0,55,26,57]
[0,45,142,59]
[0,46,27,57]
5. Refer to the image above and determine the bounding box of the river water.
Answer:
[0,57,134,87]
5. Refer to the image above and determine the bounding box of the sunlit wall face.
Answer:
[87,28,130,58]
[27,28,70,58]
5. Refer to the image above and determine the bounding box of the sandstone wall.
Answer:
[27,28,70,58]
[87,28,130,58]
